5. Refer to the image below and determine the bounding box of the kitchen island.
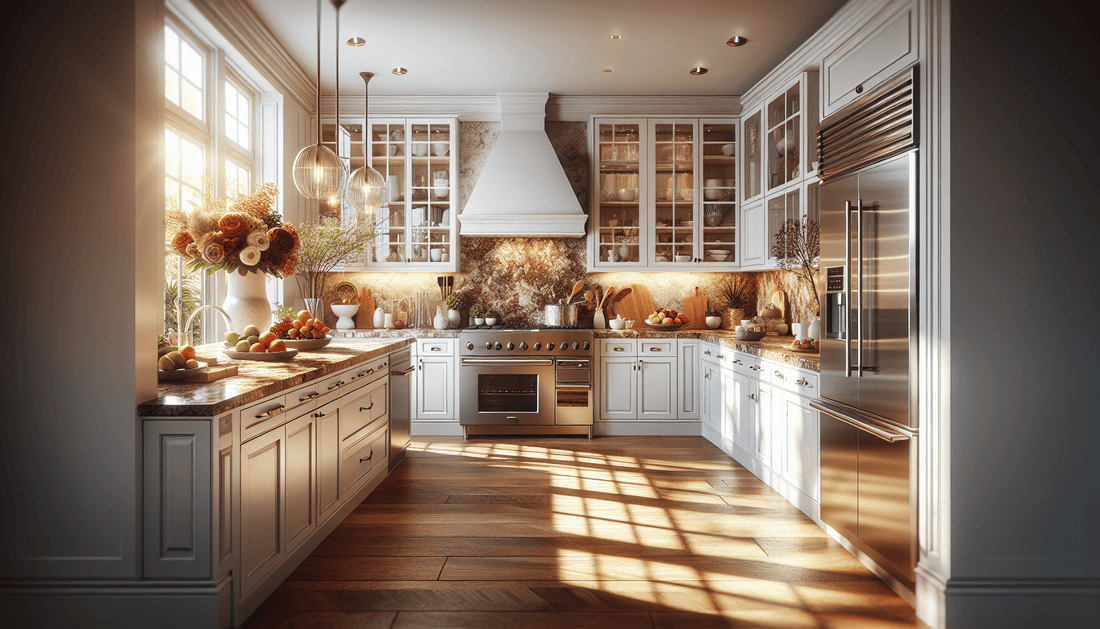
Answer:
[137,337,411,629]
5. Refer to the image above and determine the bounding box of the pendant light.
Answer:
[346,71,386,225]
[292,0,346,201]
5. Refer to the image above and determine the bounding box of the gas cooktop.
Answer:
[459,326,593,357]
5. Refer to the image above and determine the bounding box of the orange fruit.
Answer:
[258,331,277,346]
[249,342,265,353]
[179,345,197,360]
[321,326,330,335]
[311,328,324,339]
[297,310,311,323]
[288,328,300,339]
[268,339,287,352]
[313,319,324,330]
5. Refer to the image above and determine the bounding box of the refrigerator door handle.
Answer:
[844,200,853,378]
[856,197,864,378]
[811,400,916,442]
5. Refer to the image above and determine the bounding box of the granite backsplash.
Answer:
[323,120,820,330]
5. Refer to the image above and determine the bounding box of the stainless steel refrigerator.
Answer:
[812,67,919,592]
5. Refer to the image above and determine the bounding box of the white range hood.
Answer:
[460,93,587,237]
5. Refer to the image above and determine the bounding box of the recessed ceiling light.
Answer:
[690,67,708,75]
[346,36,365,47]
[726,36,748,47]
[603,68,614,73]
[610,34,622,40]
[391,67,407,75]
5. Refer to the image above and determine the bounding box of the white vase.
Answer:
[433,307,447,330]
[593,310,606,329]
[373,307,385,328]
[222,271,271,332]
[447,309,462,329]
[807,317,821,340]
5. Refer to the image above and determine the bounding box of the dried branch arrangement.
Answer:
[293,217,374,302]
[772,218,821,314]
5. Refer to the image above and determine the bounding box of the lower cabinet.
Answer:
[598,339,685,424]
[315,397,342,525]
[782,391,820,500]
[240,423,285,597]
[601,355,639,419]
[284,413,316,554]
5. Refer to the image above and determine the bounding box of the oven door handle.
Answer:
[557,360,590,368]
[460,358,555,366]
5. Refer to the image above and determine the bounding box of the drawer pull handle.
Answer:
[366,368,375,374]
[254,404,285,419]
[704,350,711,356]
[299,392,320,402]
[328,380,345,391]
[430,347,442,351]
[733,359,742,365]
[649,347,662,352]
[717,354,725,359]
[775,370,784,378]
[314,411,325,418]
[796,378,809,386]
[360,448,373,463]
[613,347,625,352]
[360,403,374,412]
[750,365,762,371]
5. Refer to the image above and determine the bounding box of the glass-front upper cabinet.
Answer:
[699,120,737,265]
[593,120,645,267]
[366,118,458,271]
[742,109,763,202]
[767,81,801,193]
[650,120,697,266]
[767,187,800,263]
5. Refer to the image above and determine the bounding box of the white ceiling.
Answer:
[246,0,848,97]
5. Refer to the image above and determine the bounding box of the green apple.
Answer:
[235,339,251,352]
[242,324,260,338]
[225,331,241,345]
[246,335,259,345]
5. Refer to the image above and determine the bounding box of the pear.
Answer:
[158,355,177,371]
[242,324,260,338]
[184,359,199,369]
[235,339,251,352]
[225,331,241,345]
[167,351,186,368]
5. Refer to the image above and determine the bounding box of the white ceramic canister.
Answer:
[433,307,447,330]
[807,317,821,340]
[373,306,385,328]
[593,310,606,329]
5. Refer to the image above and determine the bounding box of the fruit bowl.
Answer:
[735,329,767,341]
[281,336,332,350]
[645,320,688,331]
[222,348,299,362]
[158,361,208,381]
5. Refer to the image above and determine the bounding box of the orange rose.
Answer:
[172,231,194,255]
[219,212,250,238]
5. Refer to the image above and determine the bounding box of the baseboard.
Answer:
[938,578,1100,629]
[596,420,701,436]
[411,419,463,436]
[0,582,220,629]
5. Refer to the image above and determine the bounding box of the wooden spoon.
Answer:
[567,280,584,303]
[584,290,594,306]
[600,287,615,310]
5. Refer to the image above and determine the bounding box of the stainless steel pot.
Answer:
[544,301,578,328]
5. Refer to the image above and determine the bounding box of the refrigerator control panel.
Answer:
[826,266,845,292]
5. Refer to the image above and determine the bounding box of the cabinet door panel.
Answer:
[638,357,676,420]
[783,395,820,500]
[700,360,720,432]
[754,382,774,468]
[284,413,315,553]
[720,366,737,444]
[417,356,453,419]
[143,421,211,580]
[741,201,765,265]
[677,340,699,419]
[240,428,284,595]
[600,357,638,420]
[316,400,342,524]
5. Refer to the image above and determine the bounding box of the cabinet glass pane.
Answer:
[653,123,694,264]
[596,123,641,264]
[767,83,801,192]
[701,123,737,262]
[744,111,762,200]
[370,123,406,264]
[768,188,800,260]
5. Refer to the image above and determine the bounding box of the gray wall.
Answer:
[949,0,1099,624]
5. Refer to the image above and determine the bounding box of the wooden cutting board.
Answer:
[683,286,707,329]
[177,364,238,383]
[615,283,654,322]
[356,288,375,329]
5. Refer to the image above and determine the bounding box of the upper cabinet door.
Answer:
[592,119,647,269]
[649,119,698,268]
[742,108,764,203]
[699,120,738,266]
[766,78,802,195]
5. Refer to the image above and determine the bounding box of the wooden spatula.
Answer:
[584,290,594,306]
[567,280,584,303]
[600,287,615,310]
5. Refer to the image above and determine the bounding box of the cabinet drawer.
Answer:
[785,367,819,397]
[241,394,287,443]
[761,362,789,389]
[339,379,388,447]
[700,343,721,361]
[601,339,636,355]
[417,340,453,356]
[286,380,324,413]
[340,425,387,495]
[737,355,764,377]
[639,340,674,355]
[347,355,390,386]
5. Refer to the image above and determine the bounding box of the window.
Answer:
[164,17,272,345]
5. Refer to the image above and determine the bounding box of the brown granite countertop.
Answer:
[138,338,413,417]
[594,329,819,372]
[332,328,460,339]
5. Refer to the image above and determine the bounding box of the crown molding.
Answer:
[181,0,315,112]
[320,94,740,122]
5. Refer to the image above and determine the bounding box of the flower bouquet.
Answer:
[166,182,299,278]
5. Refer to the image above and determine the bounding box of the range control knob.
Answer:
[534,342,542,351]
[494,342,503,351]
[519,342,528,350]
[571,342,580,351]
[466,342,474,350]
[582,341,590,350]
[506,342,515,350]
[546,342,555,351]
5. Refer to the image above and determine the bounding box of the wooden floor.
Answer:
[242,436,916,629]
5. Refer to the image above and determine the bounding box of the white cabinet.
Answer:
[740,200,766,266]
[638,353,676,420]
[142,420,211,580]
[821,0,917,119]
[782,392,820,500]
[719,360,738,445]
[413,339,455,420]
[283,412,315,554]
[700,355,721,434]
[239,424,285,597]
[731,369,754,454]
[676,339,700,419]
[314,397,342,525]
[600,354,639,420]
[753,380,777,469]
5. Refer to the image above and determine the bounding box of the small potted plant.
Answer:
[719,274,754,329]
[705,309,722,329]
[469,303,487,327]
[445,293,466,329]
[484,309,499,327]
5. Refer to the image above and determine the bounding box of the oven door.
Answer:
[459,358,555,426]
[555,359,593,426]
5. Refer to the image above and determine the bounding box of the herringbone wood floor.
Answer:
[241,436,916,629]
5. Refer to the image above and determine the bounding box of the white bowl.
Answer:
[616,188,636,202]
[674,254,691,263]
[609,318,625,330]
[709,254,729,262]
[704,189,722,201]
[721,143,735,156]
[707,249,731,256]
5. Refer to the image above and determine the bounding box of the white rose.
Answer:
[239,245,261,266]
[247,230,270,251]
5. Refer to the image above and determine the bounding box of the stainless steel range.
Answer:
[459,327,594,439]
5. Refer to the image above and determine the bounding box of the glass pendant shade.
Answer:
[293,143,346,200]
[347,165,386,222]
